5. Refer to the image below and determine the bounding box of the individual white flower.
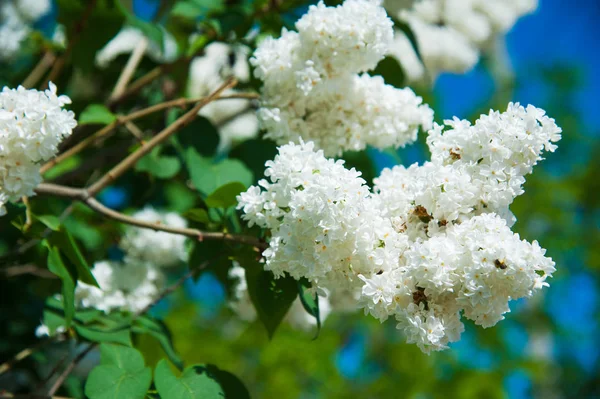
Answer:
[95,26,178,68]
[252,0,432,156]
[120,207,188,268]
[0,83,76,215]
[187,42,258,149]
[35,323,66,338]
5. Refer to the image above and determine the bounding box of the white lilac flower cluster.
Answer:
[238,104,561,353]
[227,263,332,331]
[251,0,433,156]
[187,42,258,150]
[386,0,537,81]
[0,0,51,61]
[0,83,76,216]
[73,208,188,314]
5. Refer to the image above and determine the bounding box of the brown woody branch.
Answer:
[40,92,258,175]
[34,183,264,248]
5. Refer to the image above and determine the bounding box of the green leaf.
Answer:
[46,245,75,327]
[85,344,152,399]
[230,139,277,179]
[205,182,246,208]
[182,208,210,224]
[245,266,298,339]
[342,150,377,185]
[170,0,225,20]
[297,278,321,338]
[177,116,220,157]
[154,360,224,399]
[116,1,165,51]
[35,214,61,231]
[47,230,98,287]
[43,297,70,333]
[132,316,184,370]
[203,364,250,399]
[185,148,253,195]
[370,56,406,89]
[75,325,132,346]
[79,104,117,125]
[57,0,125,73]
[135,148,181,179]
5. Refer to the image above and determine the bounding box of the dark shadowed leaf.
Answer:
[245,265,298,339]
[205,182,246,208]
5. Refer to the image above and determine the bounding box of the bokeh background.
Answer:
[1,0,599,397]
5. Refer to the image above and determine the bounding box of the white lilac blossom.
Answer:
[75,260,165,314]
[187,42,258,149]
[0,83,76,215]
[227,263,332,331]
[237,141,406,293]
[14,0,51,22]
[252,0,433,156]
[238,103,560,353]
[0,2,30,61]
[95,26,178,68]
[120,207,189,268]
[426,103,562,213]
[387,0,538,81]
[0,0,52,61]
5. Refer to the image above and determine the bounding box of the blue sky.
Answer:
[436,0,600,133]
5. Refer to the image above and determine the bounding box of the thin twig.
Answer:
[22,52,56,89]
[41,0,98,89]
[1,264,57,279]
[34,183,265,248]
[47,343,96,396]
[0,337,58,375]
[86,78,238,196]
[34,352,71,392]
[109,38,149,101]
[108,66,163,106]
[39,92,258,174]
[22,196,32,231]
[123,121,145,144]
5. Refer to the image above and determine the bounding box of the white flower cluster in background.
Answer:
[385,0,537,81]
[187,42,258,150]
[0,83,76,216]
[0,0,51,61]
[75,260,164,314]
[252,0,433,156]
[95,26,179,68]
[121,207,189,268]
[227,263,332,331]
[73,208,188,314]
[238,103,561,353]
